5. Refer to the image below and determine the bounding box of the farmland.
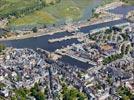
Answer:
[9,11,56,26]
[0,0,40,17]
[121,0,134,5]
[0,0,104,27]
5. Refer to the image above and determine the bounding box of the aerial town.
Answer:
[0,0,134,100]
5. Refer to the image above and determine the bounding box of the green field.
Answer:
[6,0,96,27]
[0,0,61,17]
[123,0,134,5]
[1,0,132,27]
[0,0,106,27]
[9,10,56,26]
[0,0,39,16]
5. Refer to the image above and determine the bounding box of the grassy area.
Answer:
[62,84,87,100]
[100,0,115,6]
[43,0,82,19]
[7,0,96,27]
[9,10,56,26]
[117,86,134,100]
[0,0,39,16]
[121,0,134,5]
[2,0,129,27]
[0,0,61,18]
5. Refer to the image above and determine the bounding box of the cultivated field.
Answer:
[7,0,95,27]
[0,0,39,16]
[1,0,117,27]
[123,0,134,5]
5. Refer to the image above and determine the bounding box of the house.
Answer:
[0,89,9,97]
[125,81,134,93]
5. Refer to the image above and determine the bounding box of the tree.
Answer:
[125,45,130,54]
[62,85,87,100]
[105,29,112,34]
[30,83,46,100]
[32,27,38,33]
[36,91,45,100]
[121,44,125,54]
[0,44,5,52]
[43,24,47,28]
[0,83,6,88]
[13,88,29,100]
[117,86,134,100]
[77,93,86,100]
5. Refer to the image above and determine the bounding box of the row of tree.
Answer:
[1,2,44,19]
[103,43,131,65]
[0,44,5,52]
[62,83,87,100]
[0,0,61,19]
[11,83,46,100]
[121,43,131,55]
[117,86,134,100]
[103,53,123,65]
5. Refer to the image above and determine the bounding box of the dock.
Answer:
[48,34,83,43]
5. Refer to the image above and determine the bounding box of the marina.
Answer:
[1,19,131,70]
[1,19,129,51]
[1,3,134,70]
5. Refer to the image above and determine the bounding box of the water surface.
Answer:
[109,5,134,17]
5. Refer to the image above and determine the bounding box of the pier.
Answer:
[48,34,83,43]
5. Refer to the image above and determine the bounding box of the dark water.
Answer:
[2,32,80,52]
[109,5,134,16]
[2,19,128,49]
[79,19,128,33]
[60,55,94,70]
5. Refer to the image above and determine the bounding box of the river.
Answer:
[1,19,128,51]
[1,2,133,70]
[109,5,134,17]
[0,19,129,70]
